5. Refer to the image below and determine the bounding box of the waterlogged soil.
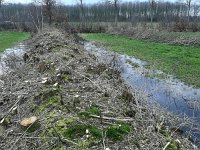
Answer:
[0,28,197,150]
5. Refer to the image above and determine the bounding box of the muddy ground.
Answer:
[0,27,197,150]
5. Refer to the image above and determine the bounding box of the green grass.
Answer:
[83,33,200,87]
[0,32,30,53]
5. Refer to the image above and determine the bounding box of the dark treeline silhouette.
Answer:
[68,1,200,23]
[0,1,200,32]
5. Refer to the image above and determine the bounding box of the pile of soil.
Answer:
[0,27,197,150]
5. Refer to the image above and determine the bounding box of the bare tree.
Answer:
[0,0,200,26]
[43,0,56,25]
[186,0,192,21]
[0,0,3,8]
[78,0,84,22]
[149,0,156,26]
[104,0,120,25]
[114,0,119,24]
[193,3,200,17]
[29,0,44,32]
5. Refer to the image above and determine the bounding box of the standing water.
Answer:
[0,44,25,75]
[84,41,200,147]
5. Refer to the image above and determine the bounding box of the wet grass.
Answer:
[0,32,30,53]
[83,33,200,88]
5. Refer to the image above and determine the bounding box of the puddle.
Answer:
[84,41,200,146]
[0,43,25,75]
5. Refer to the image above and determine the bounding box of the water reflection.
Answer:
[0,44,25,75]
[84,41,200,146]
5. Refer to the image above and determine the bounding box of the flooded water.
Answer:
[84,41,200,146]
[0,44,25,75]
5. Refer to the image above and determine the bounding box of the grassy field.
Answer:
[0,32,30,53]
[83,33,200,88]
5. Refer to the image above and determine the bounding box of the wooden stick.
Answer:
[53,127,78,146]
[163,142,170,150]
[89,115,134,122]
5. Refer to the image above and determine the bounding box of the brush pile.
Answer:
[0,27,196,150]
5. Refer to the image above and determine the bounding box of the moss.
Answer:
[34,88,60,105]
[36,95,61,112]
[47,111,58,118]
[40,116,131,149]
[24,122,41,133]
[78,111,91,118]
[63,124,102,139]
[45,117,78,138]
[54,146,64,150]
[78,106,101,118]
[45,111,61,125]
[36,95,132,148]
[87,106,101,115]
[75,140,91,150]
[78,107,131,141]
[106,122,131,141]
[47,119,101,149]
[61,74,69,81]
[44,117,101,139]
[166,140,180,150]
[89,126,102,139]
[1,116,12,126]
[160,129,170,137]
[56,118,76,128]
[34,87,64,114]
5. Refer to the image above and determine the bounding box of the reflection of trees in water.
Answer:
[0,47,25,74]
[183,97,200,111]
[4,53,21,69]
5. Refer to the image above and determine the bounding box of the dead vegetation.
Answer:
[0,27,198,150]
[106,24,200,46]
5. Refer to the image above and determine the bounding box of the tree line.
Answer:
[0,0,199,31]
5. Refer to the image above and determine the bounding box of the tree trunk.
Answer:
[187,3,191,22]
[114,0,118,26]
[0,0,2,8]
[80,0,84,23]
[149,0,154,27]
[49,15,52,25]
[150,11,153,26]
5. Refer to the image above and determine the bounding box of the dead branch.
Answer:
[89,114,134,122]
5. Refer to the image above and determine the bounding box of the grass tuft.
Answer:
[106,122,131,141]
[78,106,101,117]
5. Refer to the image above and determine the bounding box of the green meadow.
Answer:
[83,33,200,87]
[0,32,30,53]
